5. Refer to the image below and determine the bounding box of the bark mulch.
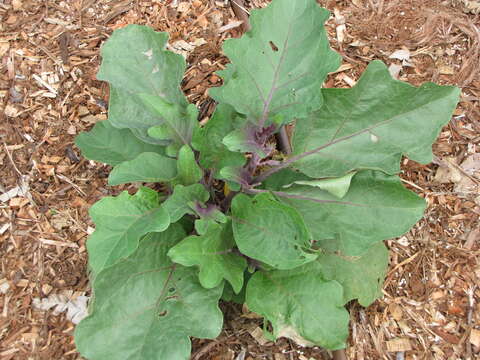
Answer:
[1,0,479,359]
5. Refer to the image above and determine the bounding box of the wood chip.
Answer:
[32,74,58,95]
[39,238,79,248]
[389,303,404,321]
[464,228,479,250]
[218,20,244,33]
[58,32,70,64]
[177,2,190,12]
[470,329,480,347]
[438,64,455,75]
[4,104,19,117]
[0,42,9,57]
[248,326,270,346]
[386,338,412,352]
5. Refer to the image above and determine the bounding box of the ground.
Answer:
[0,0,479,359]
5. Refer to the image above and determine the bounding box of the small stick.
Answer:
[3,143,22,177]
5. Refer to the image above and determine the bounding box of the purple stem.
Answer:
[245,188,365,207]
[275,126,291,154]
[255,118,392,183]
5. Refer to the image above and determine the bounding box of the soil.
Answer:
[1,0,479,359]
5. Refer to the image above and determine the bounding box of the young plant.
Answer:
[74,0,460,358]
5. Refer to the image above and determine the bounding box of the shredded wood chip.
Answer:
[386,338,412,352]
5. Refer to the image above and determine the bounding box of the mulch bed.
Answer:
[1,0,479,359]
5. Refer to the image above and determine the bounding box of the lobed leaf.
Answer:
[76,226,224,360]
[260,168,310,190]
[246,263,349,350]
[163,184,209,223]
[210,0,340,125]
[87,187,170,274]
[292,61,461,177]
[97,25,196,146]
[318,242,389,306]
[278,170,426,256]
[174,145,203,186]
[194,205,228,235]
[140,94,199,147]
[192,104,246,177]
[108,152,177,186]
[108,86,170,145]
[168,221,247,293]
[219,166,251,191]
[284,172,356,199]
[222,123,274,159]
[231,193,316,269]
[222,271,250,304]
[75,120,165,166]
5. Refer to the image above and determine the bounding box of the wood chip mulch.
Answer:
[1,0,479,359]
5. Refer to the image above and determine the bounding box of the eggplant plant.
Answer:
[74,0,460,358]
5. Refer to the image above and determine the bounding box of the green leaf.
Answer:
[222,125,271,158]
[168,221,247,293]
[222,271,250,304]
[260,168,310,190]
[87,187,170,273]
[97,24,195,145]
[140,94,199,146]
[194,205,228,235]
[278,171,426,256]
[292,61,461,177]
[219,166,249,191]
[75,226,224,360]
[246,263,349,350]
[285,172,356,199]
[210,0,340,125]
[317,242,389,306]
[192,104,246,176]
[75,120,166,165]
[108,86,170,145]
[163,184,209,222]
[231,193,316,269]
[175,145,203,186]
[108,152,177,186]
[98,25,186,108]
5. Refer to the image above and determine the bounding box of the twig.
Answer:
[3,143,22,177]
[191,341,218,360]
[400,178,425,193]
[466,286,475,359]
[434,155,480,185]
[56,174,86,197]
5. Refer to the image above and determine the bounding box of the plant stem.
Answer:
[221,190,237,212]
[230,0,292,165]
[255,119,391,183]
[275,126,292,154]
[244,188,364,206]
